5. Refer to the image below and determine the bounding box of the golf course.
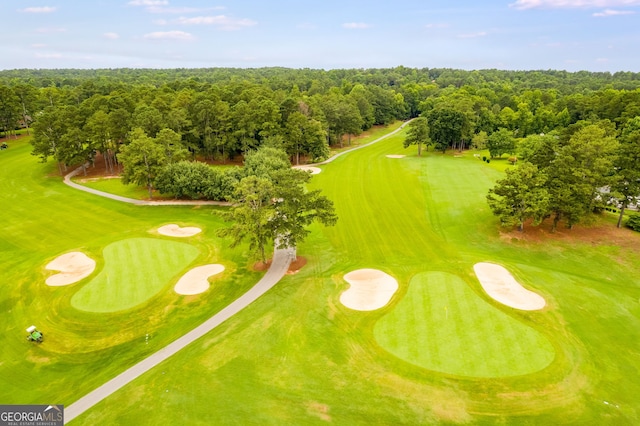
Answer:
[1,123,640,424]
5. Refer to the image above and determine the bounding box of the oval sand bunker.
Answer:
[386,155,405,159]
[473,262,546,310]
[174,264,225,295]
[340,269,398,311]
[158,224,202,237]
[293,165,322,175]
[45,252,96,286]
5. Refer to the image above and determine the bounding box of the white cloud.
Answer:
[596,57,610,62]
[458,31,488,38]
[511,0,640,9]
[153,19,168,25]
[593,8,636,14]
[128,0,168,5]
[103,32,120,39]
[143,30,194,40]
[176,15,257,30]
[342,22,371,29]
[31,43,47,48]
[20,6,57,13]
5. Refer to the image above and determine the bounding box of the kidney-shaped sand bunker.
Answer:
[340,269,398,311]
[158,224,202,237]
[473,262,546,310]
[45,252,96,286]
[174,264,225,295]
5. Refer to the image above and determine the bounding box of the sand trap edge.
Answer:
[45,252,96,286]
[473,262,546,311]
[174,264,225,295]
[158,224,202,237]
[293,165,322,175]
[340,268,399,311]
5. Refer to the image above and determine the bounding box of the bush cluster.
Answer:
[626,214,640,232]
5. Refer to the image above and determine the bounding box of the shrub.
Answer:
[482,156,487,162]
[486,159,491,164]
[626,214,640,232]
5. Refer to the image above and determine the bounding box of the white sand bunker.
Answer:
[386,155,406,159]
[340,269,399,311]
[473,262,546,310]
[293,165,322,175]
[174,264,225,295]
[45,252,96,286]
[158,224,201,237]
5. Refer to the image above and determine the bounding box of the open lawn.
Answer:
[0,137,258,405]
[2,126,640,424]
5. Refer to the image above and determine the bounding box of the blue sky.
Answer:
[1,0,639,71]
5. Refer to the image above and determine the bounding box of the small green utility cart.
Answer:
[26,325,43,342]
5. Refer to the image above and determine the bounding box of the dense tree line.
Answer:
[0,67,636,168]
[2,66,639,227]
[486,118,640,232]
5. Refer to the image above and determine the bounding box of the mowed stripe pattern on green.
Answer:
[71,238,199,312]
[374,271,555,377]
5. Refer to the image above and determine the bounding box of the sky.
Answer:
[1,0,639,72]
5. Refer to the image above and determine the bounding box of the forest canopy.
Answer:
[2,66,639,230]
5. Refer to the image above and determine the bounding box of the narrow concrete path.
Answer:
[313,119,411,166]
[62,122,407,423]
[63,168,229,206]
[65,245,295,423]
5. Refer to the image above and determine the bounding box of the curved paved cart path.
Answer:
[65,245,295,423]
[62,122,407,423]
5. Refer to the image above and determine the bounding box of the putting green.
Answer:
[71,238,199,312]
[374,271,555,377]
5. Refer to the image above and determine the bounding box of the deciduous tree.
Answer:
[487,162,549,231]
[118,128,167,199]
[403,117,431,156]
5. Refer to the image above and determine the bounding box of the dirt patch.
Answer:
[286,256,307,274]
[252,259,272,272]
[502,217,640,253]
[340,269,399,311]
[45,252,96,286]
[305,401,331,422]
[158,224,201,237]
[473,262,546,310]
[174,264,225,295]
[253,257,306,274]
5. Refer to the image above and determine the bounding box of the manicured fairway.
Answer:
[374,271,555,377]
[4,124,640,425]
[68,124,640,425]
[70,238,200,312]
[0,137,257,406]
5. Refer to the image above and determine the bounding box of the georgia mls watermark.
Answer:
[0,405,63,426]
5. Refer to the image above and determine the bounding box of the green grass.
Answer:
[72,129,640,424]
[3,127,640,425]
[70,238,200,312]
[0,136,260,405]
[72,176,155,200]
[374,271,555,377]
